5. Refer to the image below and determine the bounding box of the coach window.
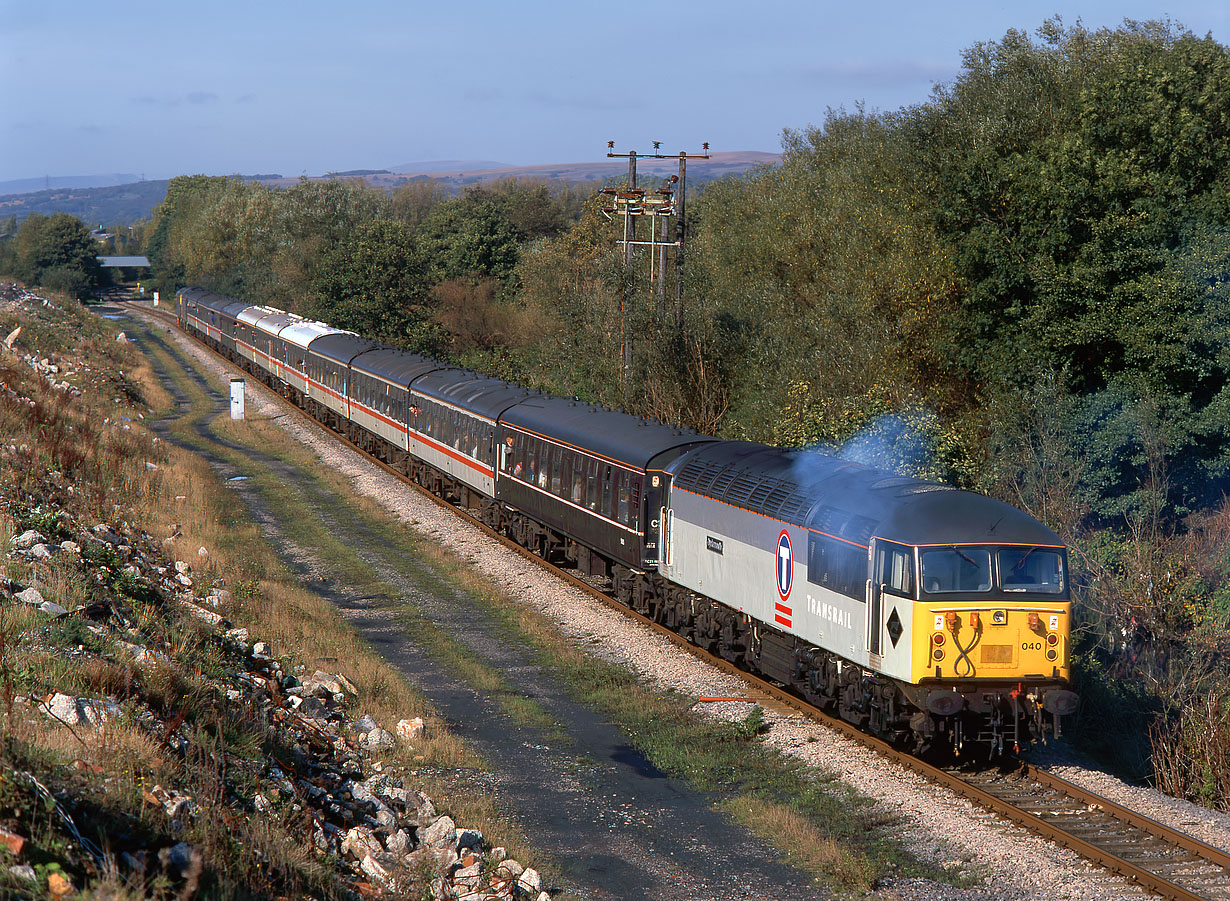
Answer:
[571,455,584,503]
[600,466,614,517]
[528,440,541,484]
[550,447,563,494]
[512,433,525,477]
[586,461,598,510]
[617,472,630,525]
[630,478,641,528]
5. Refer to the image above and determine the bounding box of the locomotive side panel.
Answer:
[664,485,872,670]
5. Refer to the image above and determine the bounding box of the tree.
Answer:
[308,218,442,353]
[417,194,521,283]
[12,212,101,297]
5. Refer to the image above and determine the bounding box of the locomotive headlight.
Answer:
[932,648,945,661]
[931,632,945,646]
[1046,649,1058,661]
[1046,632,1058,646]
[991,610,1007,625]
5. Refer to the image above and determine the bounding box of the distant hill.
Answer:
[0,174,144,196]
[0,180,170,226]
[391,160,510,174]
[0,152,780,225]
[262,152,781,191]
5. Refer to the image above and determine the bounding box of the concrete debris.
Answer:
[43,693,120,728]
[397,716,425,742]
[12,530,44,550]
[15,587,45,606]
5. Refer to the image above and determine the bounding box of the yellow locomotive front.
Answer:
[903,542,1078,754]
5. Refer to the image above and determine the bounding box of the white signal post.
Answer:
[230,378,245,420]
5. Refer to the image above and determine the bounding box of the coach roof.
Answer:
[351,346,445,387]
[503,395,718,470]
[411,368,534,420]
[307,332,379,366]
[252,310,301,337]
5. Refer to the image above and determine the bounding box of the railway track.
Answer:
[123,300,1230,900]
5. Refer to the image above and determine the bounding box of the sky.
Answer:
[2,0,1228,182]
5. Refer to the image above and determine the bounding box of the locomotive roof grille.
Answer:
[725,474,760,506]
[777,494,815,523]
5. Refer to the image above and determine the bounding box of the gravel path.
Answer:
[144,311,1230,900]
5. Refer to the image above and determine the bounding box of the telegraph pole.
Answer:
[604,142,710,327]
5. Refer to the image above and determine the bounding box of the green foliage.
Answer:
[10,212,102,297]
[418,192,521,283]
[308,218,445,352]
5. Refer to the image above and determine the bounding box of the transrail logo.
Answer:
[776,530,793,602]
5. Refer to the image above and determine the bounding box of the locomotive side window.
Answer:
[999,547,1065,594]
[875,542,914,597]
[807,534,868,601]
[921,547,992,593]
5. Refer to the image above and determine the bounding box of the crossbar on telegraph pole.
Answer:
[605,142,710,327]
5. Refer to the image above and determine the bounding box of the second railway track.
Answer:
[124,299,1230,900]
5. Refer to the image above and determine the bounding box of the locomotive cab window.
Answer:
[921,547,992,593]
[999,547,1066,594]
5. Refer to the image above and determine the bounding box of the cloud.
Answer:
[524,89,641,112]
[132,91,223,109]
[800,59,957,89]
[463,86,503,103]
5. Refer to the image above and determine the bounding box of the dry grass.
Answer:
[720,795,878,890]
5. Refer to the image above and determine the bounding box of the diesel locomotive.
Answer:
[177,285,1078,756]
